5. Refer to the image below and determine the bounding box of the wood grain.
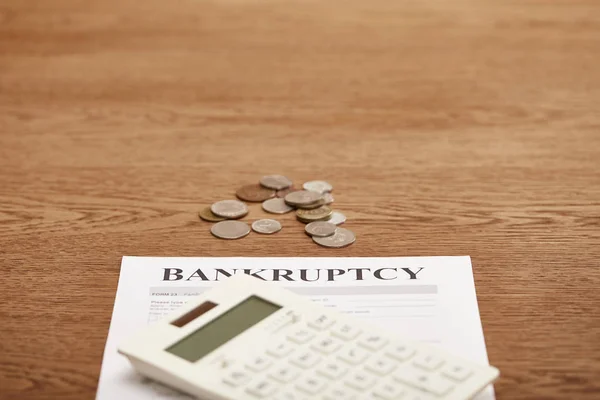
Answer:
[1,0,599,398]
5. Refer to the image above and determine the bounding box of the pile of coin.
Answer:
[198,175,355,248]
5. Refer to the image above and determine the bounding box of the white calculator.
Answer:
[118,273,499,400]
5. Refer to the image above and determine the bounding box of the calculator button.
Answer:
[322,386,358,400]
[392,365,431,391]
[268,365,301,383]
[440,363,473,382]
[310,336,343,355]
[245,355,273,372]
[406,395,435,400]
[295,374,329,394]
[271,392,307,400]
[385,343,416,362]
[337,346,369,365]
[344,370,377,391]
[413,353,445,371]
[392,365,429,389]
[422,375,454,396]
[267,341,295,358]
[245,379,278,398]
[331,323,361,341]
[287,327,315,344]
[290,350,321,369]
[358,334,389,351]
[365,356,397,376]
[371,379,407,399]
[317,361,349,379]
[308,313,335,331]
[222,369,251,387]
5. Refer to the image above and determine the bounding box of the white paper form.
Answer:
[96,256,495,400]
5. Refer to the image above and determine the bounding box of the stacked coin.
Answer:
[198,175,354,247]
[306,224,356,248]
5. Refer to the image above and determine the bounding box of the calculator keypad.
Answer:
[267,341,295,358]
[343,370,376,391]
[372,379,407,399]
[337,346,369,365]
[246,355,273,372]
[393,365,455,396]
[331,323,361,341]
[413,353,445,371]
[310,336,342,355]
[219,311,485,400]
[317,361,348,379]
[441,363,474,382]
[287,327,315,344]
[269,365,301,384]
[393,365,434,389]
[222,369,251,387]
[308,314,336,331]
[385,342,417,361]
[364,355,396,376]
[322,386,357,400]
[290,350,321,369]
[245,378,278,397]
[295,373,328,394]
[407,395,436,400]
[423,375,454,396]
[271,393,306,400]
[358,334,389,351]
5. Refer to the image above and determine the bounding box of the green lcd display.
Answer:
[165,296,281,362]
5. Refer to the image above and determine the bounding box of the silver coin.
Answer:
[262,198,294,214]
[303,180,333,194]
[252,219,282,234]
[312,227,355,248]
[295,198,326,209]
[211,220,251,240]
[294,193,332,209]
[284,190,323,206]
[211,200,249,219]
[305,221,337,237]
[260,175,293,190]
[327,211,346,225]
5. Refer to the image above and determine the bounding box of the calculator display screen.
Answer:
[165,296,281,362]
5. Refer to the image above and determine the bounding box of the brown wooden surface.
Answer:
[1,0,599,399]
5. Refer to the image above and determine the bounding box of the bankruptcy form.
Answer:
[96,256,495,400]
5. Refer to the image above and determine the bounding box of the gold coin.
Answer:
[198,206,226,222]
[296,205,333,222]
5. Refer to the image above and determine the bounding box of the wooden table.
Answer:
[1,0,599,398]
